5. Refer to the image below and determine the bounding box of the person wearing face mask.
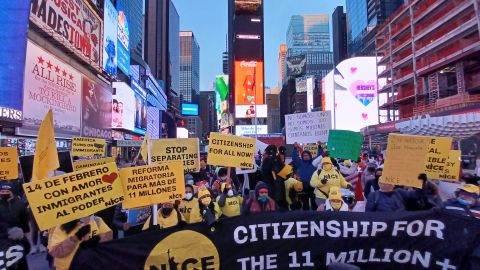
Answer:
[366,181,406,212]
[217,183,243,218]
[311,157,352,206]
[443,184,480,218]
[213,168,235,194]
[197,186,222,227]
[142,202,185,230]
[0,183,29,238]
[292,143,321,210]
[243,182,278,215]
[317,187,349,212]
[178,185,203,224]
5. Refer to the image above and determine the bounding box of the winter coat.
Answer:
[310,168,350,199]
[365,191,406,212]
[292,148,318,187]
[0,197,29,233]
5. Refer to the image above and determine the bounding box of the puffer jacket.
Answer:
[310,168,351,199]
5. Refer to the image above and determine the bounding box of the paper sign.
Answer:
[235,164,258,175]
[72,137,106,157]
[23,163,124,230]
[150,138,200,173]
[73,157,116,171]
[303,144,319,157]
[120,161,185,209]
[285,111,331,144]
[381,134,430,188]
[207,133,256,169]
[127,207,152,226]
[327,130,363,160]
[425,137,452,179]
[436,150,461,181]
[0,147,18,181]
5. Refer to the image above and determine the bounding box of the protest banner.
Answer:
[127,207,152,226]
[0,147,18,180]
[23,163,124,230]
[73,157,116,171]
[381,134,430,188]
[0,238,27,269]
[120,161,185,209]
[436,150,461,181]
[303,144,319,157]
[207,133,256,169]
[424,137,452,179]
[72,137,106,157]
[327,130,364,160]
[72,210,480,270]
[150,138,200,173]
[285,111,331,144]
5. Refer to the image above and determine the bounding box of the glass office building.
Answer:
[180,31,200,103]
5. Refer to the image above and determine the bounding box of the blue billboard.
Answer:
[0,1,30,123]
[182,104,199,116]
[103,0,118,77]
[117,1,130,76]
[131,80,147,135]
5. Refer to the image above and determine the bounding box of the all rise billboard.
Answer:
[234,60,264,105]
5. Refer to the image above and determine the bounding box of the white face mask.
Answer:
[227,190,234,197]
[186,180,194,186]
[185,193,193,200]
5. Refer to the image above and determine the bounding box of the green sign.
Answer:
[327,130,363,160]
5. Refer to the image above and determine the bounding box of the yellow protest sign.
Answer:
[207,133,256,169]
[381,134,430,188]
[436,150,461,181]
[0,147,18,181]
[149,138,200,173]
[72,137,106,157]
[303,144,318,157]
[425,136,452,179]
[73,157,116,171]
[23,163,124,230]
[120,161,185,209]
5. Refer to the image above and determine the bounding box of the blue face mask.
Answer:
[258,194,269,203]
[457,197,473,206]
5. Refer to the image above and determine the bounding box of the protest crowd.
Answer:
[1,126,480,270]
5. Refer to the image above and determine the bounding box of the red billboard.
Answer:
[234,60,264,105]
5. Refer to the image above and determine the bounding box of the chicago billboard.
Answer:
[81,77,112,139]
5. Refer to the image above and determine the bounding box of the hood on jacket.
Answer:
[255,181,270,196]
[302,150,313,162]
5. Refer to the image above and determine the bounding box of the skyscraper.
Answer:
[117,0,144,60]
[179,31,200,103]
[199,91,218,137]
[332,6,347,66]
[278,44,287,87]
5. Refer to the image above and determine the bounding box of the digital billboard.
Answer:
[29,0,102,71]
[235,125,268,136]
[81,77,112,139]
[234,0,262,14]
[112,82,135,131]
[234,61,264,105]
[182,104,199,116]
[147,107,160,139]
[103,0,118,77]
[286,55,307,77]
[322,57,379,131]
[235,105,267,118]
[0,1,29,124]
[131,80,148,135]
[117,1,130,76]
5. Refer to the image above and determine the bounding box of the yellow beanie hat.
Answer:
[198,186,211,199]
[322,157,332,165]
[293,181,303,192]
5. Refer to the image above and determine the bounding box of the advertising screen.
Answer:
[117,1,130,76]
[103,0,118,77]
[235,125,268,136]
[29,0,102,71]
[81,77,112,139]
[20,41,82,138]
[112,82,135,131]
[0,1,29,124]
[235,105,267,118]
[286,55,307,77]
[322,57,379,131]
[234,61,264,105]
[234,0,262,14]
[147,107,160,139]
[131,80,147,135]
[182,104,199,116]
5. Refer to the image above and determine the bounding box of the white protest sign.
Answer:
[285,111,332,144]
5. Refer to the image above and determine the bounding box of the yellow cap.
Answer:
[293,181,303,192]
[198,186,211,199]
[344,160,351,167]
[328,187,342,201]
[459,184,480,195]
[322,157,332,165]
[278,164,293,179]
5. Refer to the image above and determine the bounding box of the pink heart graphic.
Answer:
[362,113,368,120]
[350,80,377,106]
[350,67,357,74]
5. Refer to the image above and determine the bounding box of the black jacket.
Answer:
[0,197,29,233]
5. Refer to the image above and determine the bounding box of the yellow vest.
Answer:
[217,196,243,217]
[178,198,203,224]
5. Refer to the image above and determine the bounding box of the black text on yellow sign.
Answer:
[207,133,256,169]
[23,163,124,230]
[0,147,18,181]
[149,138,200,173]
[73,157,116,171]
[72,137,106,157]
[120,161,185,209]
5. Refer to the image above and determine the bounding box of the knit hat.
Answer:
[458,184,480,196]
[197,186,211,199]
[344,160,351,167]
[265,145,277,156]
[255,181,269,196]
[322,157,332,165]
[293,181,303,192]
[329,187,342,201]
[0,183,12,191]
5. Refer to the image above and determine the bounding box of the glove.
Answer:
[7,227,24,241]
[321,178,328,185]
[75,224,91,240]
[79,235,100,248]
[347,185,354,191]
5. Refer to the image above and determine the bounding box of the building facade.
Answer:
[266,93,281,133]
[199,91,218,137]
[286,15,330,55]
[332,6,348,66]
[180,31,200,103]
[278,44,287,88]
[185,116,202,138]
[117,0,144,60]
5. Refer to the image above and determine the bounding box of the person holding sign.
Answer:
[217,183,243,218]
[365,182,406,212]
[197,186,222,226]
[292,143,320,210]
[142,202,185,230]
[178,185,203,224]
[48,215,112,270]
[310,157,352,206]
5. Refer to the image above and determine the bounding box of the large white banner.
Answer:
[19,41,82,138]
[285,111,332,144]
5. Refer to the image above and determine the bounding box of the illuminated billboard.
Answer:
[234,60,264,105]
[235,125,268,136]
[103,0,118,77]
[235,105,267,118]
[322,57,379,131]
[182,104,199,116]
[234,0,262,14]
